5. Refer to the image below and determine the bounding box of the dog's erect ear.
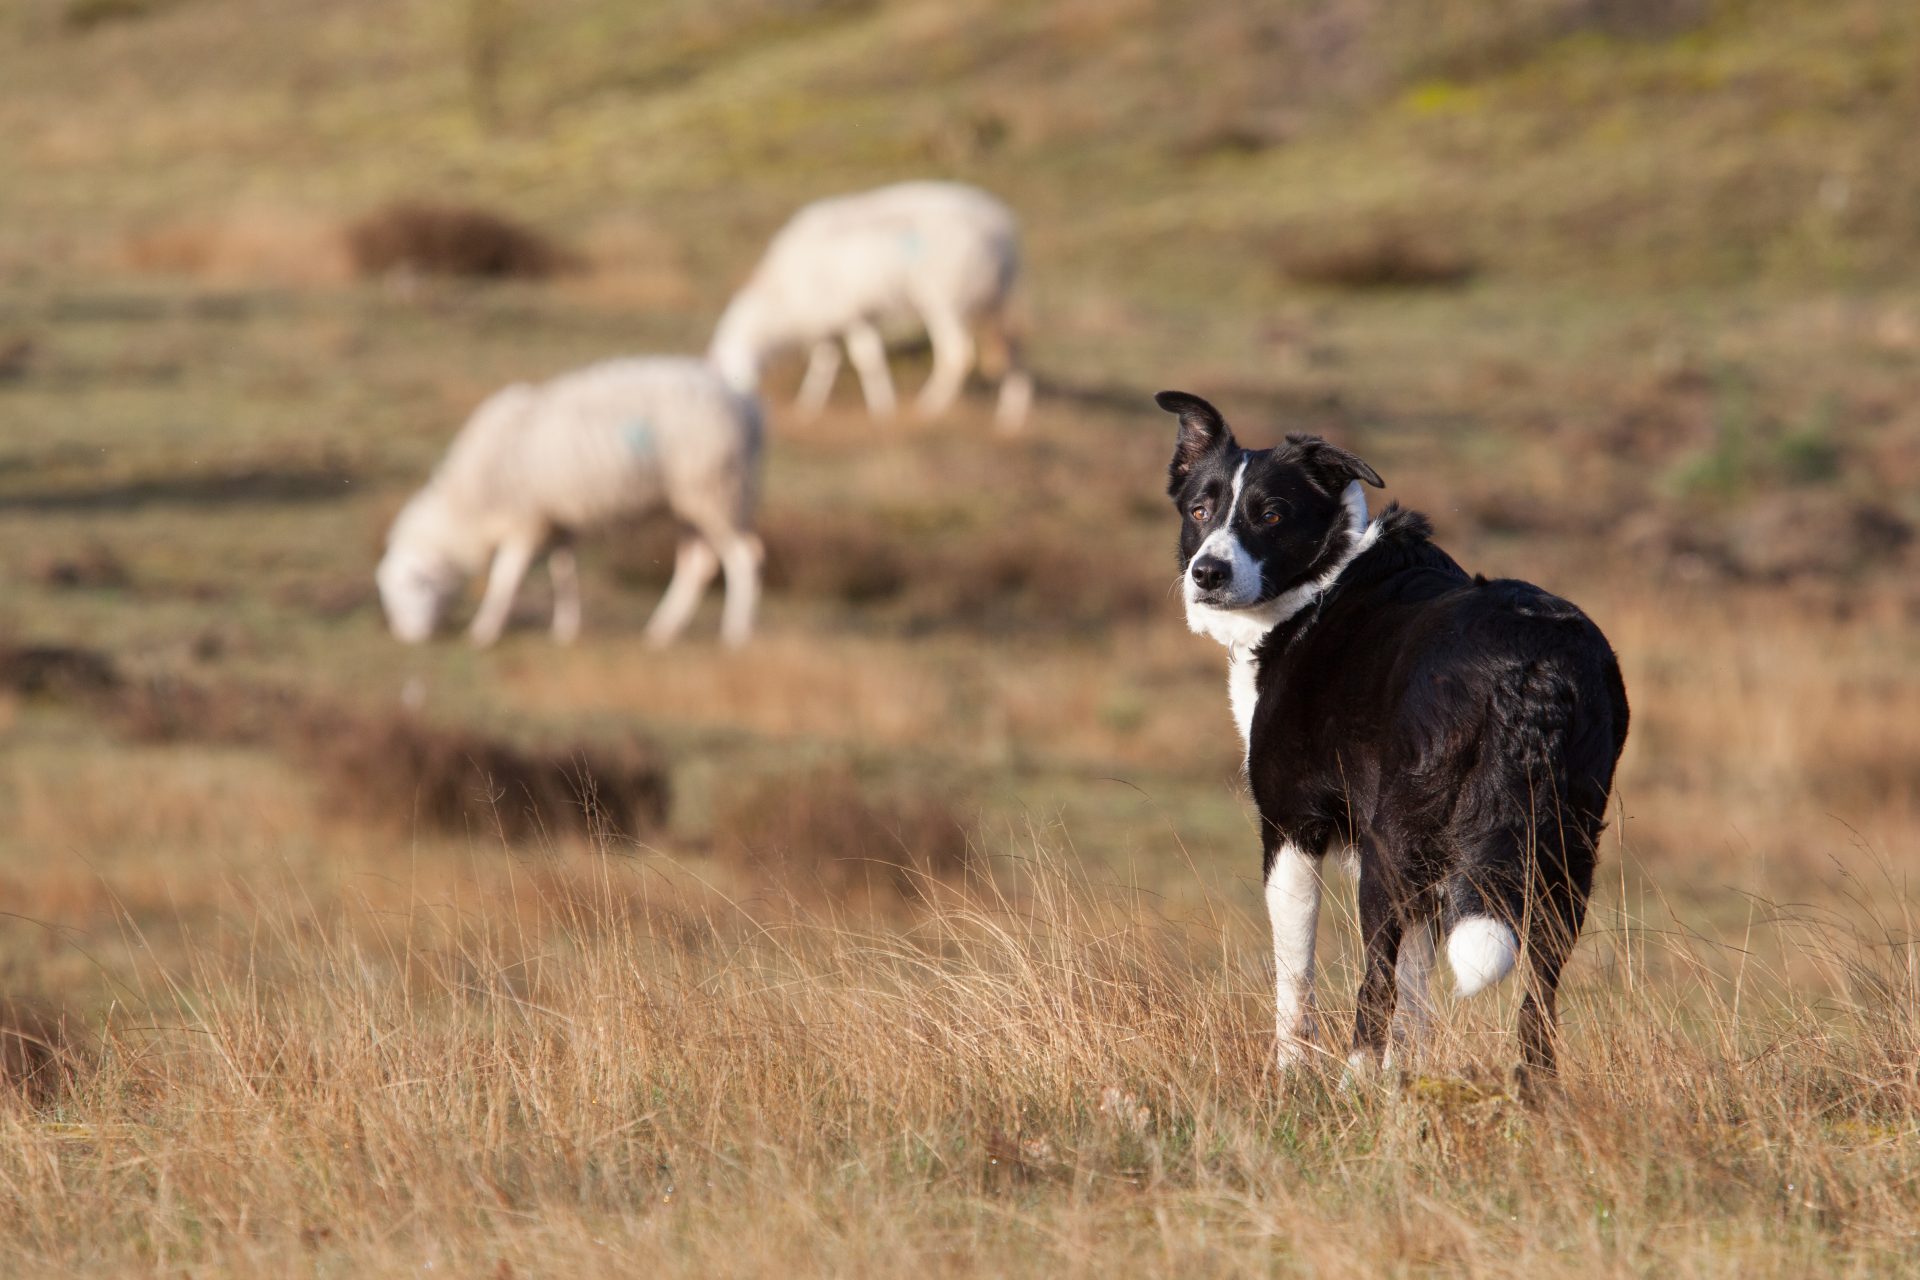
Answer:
[1157,391,1237,485]
[1284,433,1385,492]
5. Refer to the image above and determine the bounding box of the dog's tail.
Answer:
[1441,657,1591,1000]
[1442,653,1620,1000]
[1445,914,1519,998]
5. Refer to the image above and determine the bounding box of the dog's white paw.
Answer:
[1339,1049,1384,1093]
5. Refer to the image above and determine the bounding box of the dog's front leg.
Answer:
[1265,842,1323,1070]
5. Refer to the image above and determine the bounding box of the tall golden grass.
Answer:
[3,831,1916,1276]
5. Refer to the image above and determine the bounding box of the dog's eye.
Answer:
[1191,505,1210,522]
[1261,509,1282,526]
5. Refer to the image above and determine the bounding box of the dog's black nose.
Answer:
[1190,556,1231,592]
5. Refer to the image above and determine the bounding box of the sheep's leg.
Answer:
[913,306,975,420]
[986,319,1033,434]
[643,537,719,649]
[793,341,842,420]
[713,531,763,649]
[842,321,897,420]
[977,315,1012,380]
[469,534,540,648]
[548,545,581,645]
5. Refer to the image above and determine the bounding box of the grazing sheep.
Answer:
[710,180,1033,431]
[377,357,763,649]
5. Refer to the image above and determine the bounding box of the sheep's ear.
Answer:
[1283,433,1385,491]
[1156,391,1236,486]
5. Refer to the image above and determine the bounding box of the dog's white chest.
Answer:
[1229,651,1260,758]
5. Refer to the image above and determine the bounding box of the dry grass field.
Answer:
[3,0,1920,1273]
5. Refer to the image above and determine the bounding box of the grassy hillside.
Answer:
[2,0,1919,1274]
[5,0,1919,291]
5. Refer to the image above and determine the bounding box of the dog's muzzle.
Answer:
[1189,555,1232,594]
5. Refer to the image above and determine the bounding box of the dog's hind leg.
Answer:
[1518,819,1598,1082]
[1518,933,1569,1083]
[1516,887,1585,1095]
[1348,857,1403,1081]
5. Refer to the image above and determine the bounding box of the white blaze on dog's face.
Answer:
[1157,391,1385,651]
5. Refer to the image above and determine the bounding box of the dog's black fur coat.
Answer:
[1160,390,1629,1073]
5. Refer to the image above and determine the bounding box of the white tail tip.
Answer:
[1447,918,1518,998]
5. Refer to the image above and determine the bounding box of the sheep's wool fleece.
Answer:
[729,181,1018,348]
[424,357,761,538]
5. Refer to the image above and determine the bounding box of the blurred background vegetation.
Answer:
[8,0,1920,284]
[3,0,1916,871]
[3,0,1917,914]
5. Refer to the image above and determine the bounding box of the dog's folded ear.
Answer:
[1157,391,1237,485]
[1284,433,1385,492]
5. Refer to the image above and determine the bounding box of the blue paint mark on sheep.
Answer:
[622,417,657,460]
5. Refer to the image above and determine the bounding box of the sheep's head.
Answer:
[708,291,772,393]
[376,499,466,643]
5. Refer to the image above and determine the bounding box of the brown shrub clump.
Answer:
[311,718,669,845]
[0,643,121,699]
[1278,223,1478,290]
[345,201,569,281]
[0,335,34,380]
[61,0,161,32]
[759,510,911,605]
[713,766,974,903]
[25,543,132,591]
[0,999,82,1104]
[112,675,297,744]
[19,656,668,845]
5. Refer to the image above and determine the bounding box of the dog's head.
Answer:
[1156,390,1384,647]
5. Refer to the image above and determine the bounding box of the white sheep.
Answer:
[709,180,1033,431]
[377,357,763,649]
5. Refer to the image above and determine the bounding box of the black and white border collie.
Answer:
[1157,391,1629,1078]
